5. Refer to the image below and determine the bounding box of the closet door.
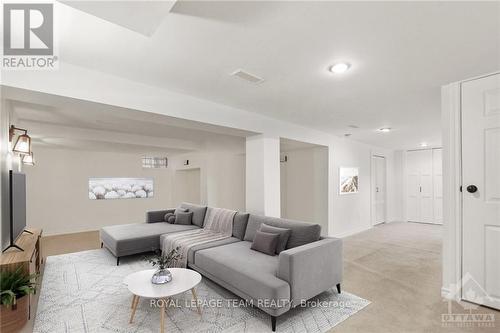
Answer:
[420,149,434,223]
[373,155,386,225]
[432,148,443,224]
[406,151,421,222]
[406,149,434,223]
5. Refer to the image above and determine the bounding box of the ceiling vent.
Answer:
[230,69,264,84]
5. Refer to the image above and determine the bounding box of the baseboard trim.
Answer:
[42,229,100,238]
[332,226,372,238]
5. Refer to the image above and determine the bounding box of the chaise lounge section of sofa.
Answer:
[100,203,343,331]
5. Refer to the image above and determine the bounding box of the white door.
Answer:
[462,73,500,310]
[406,150,434,223]
[432,148,443,224]
[372,156,386,224]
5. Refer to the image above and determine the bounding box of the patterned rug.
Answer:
[34,249,370,333]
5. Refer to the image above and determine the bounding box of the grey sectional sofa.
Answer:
[100,203,343,332]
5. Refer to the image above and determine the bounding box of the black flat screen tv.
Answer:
[3,171,27,252]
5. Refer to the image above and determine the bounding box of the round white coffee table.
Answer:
[123,268,202,333]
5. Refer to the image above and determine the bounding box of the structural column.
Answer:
[245,134,281,217]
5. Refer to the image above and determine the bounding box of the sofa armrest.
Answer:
[146,209,175,223]
[277,237,343,306]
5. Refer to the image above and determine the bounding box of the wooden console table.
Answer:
[0,228,43,333]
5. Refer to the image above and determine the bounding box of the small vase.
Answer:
[151,268,172,284]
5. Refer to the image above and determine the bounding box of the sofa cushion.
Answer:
[194,241,290,312]
[174,211,193,225]
[180,203,207,228]
[259,224,291,254]
[164,212,175,223]
[251,230,279,256]
[233,212,250,240]
[101,223,199,257]
[244,215,321,249]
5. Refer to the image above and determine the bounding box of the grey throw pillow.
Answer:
[164,212,175,223]
[250,230,279,256]
[174,211,193,225]
[233,212,250,240]
[180,203,207,227]
[259,223,291,254]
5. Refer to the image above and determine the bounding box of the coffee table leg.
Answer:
[160,298,166,333]
[131,295,137,309]
[129,295,139,323]
[191,288,202,316]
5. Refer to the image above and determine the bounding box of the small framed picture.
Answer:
[339,167,359,194]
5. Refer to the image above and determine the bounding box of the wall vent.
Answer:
[230,69,264,84]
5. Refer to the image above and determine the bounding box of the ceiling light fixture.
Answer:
[9,125,32,154]
[378,127,391,133]
[22,152,35,166]
[420,142,428,147]
[329,62,351,74]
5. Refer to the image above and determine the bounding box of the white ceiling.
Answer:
[4,87,252,155]
[61,1,177,36]
[49,1,500,149]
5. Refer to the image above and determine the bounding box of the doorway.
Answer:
[173,168,201,205]
[372,155,386,225]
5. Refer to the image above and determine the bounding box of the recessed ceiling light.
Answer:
[378,127,391,133]
[420,142,428,147]
[329,62,351,74]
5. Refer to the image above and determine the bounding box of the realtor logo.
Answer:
[2,2,57,69]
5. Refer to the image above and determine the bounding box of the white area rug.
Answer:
[34,249,370,333]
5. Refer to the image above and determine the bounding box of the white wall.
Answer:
[280,146,328,235]
[169,151,246,212]
[329,138,400,237]
[173,168,201,206]
[24,147,174,235]
[23,144,247,235]
[246,135,281,217]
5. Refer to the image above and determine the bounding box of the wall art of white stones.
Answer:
[88,178,154,200]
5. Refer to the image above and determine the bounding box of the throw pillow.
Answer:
[164,212,175,223]
[259,223,291,254]
[233,212,250,240]
[175,211,193,225]
[250,230,279,256]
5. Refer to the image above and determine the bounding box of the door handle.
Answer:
[466,185,478,193]
[419,186,422,193]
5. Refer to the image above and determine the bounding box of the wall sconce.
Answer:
[9,125,32,155]
[22,152,35,166]
[280,155,288,163]
[183,160,190,166]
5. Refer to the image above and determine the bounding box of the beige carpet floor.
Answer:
[332,222,499,333]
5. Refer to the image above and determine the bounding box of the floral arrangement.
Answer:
[144,247,182,270]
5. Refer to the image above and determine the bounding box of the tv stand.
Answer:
[2,230,35,252]
[0,228,42,331]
